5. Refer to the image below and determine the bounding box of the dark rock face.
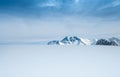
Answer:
[60,36,81,45]
[61,36,70,44]
[96,39,110,45]
[96,39,118,46]
[48,40,59,45]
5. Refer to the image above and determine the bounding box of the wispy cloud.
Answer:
[37,0,59,7]
[0,0,120,17]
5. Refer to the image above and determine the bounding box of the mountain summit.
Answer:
[48,36,91,45]
[48,36,120,46]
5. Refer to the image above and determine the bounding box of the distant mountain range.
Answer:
[48,36,120,46]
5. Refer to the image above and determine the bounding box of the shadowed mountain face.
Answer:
[96,39,118,46]
[48,36,87,45]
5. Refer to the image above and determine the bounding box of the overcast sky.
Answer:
[0,0,120,41]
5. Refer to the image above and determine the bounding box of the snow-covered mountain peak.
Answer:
[48,36,120,46]
[60,36,81,45]
[48,36,91,45]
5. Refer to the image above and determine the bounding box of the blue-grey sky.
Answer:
[0,0,120,41]
[0,0,120,16]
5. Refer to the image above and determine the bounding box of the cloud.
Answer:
[112,0,120,7]
[0,0,120,17]
[37,0,59,7]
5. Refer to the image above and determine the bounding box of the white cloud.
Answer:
[74,0,80,4]
[112,0,120,7]
[37,0,59,8]
[97,0,120,11]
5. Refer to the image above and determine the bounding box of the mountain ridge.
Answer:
[48,36,120,46]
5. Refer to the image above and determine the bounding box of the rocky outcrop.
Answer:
[96,39,118,46]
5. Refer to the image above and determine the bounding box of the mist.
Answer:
[0,15,120,42]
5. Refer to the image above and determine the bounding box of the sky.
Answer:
[0,0,120,41]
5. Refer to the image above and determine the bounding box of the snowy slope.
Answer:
[48,36,91,45]
[0,45,120,77]
[48,36,120,46]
